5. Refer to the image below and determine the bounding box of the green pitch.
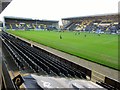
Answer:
[7,30,119,70]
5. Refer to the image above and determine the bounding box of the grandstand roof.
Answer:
[62,13,118,20]
[4,16,59,23]
[4,16,33,20]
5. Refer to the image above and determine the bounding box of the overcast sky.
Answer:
[0,0,119,25]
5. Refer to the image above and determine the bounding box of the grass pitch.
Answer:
[7,30,119,70]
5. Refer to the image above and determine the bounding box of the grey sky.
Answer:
[0,0,119,25]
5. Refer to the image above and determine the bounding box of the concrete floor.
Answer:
[23,74,104,89]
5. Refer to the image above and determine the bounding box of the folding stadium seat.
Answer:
[58,63,75,77]
[12,41,52,74]
[34,56,61,76]
[2,39,24,70]
[102,82,115,89]
[21,45,70,77]
[5,33,87,78]
[23,43,86,78]
[3,40,16,66]
[38,57,60,75]
[96,82,113,89]
[6,40,37,72]
[46,59,69,77]
[12,50,25,70]
[74,71,84,79]
[41,55,76,77]
[26,49,49,73]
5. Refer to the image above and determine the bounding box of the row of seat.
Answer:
[2,32,86,79]
[18,38,87,79]
[2,34,31,71]
[3,33,60,76]
[19,43,75,77]
[12,38,73,77]
[2,39,23,70]
[2,35,35,74]
[13,41,61,76]
[63,21,119,33]
[2,33,48,74]
[25,45,85,78]
[96,81,115,90]
[31,44,87,79]
[16,36,86,79]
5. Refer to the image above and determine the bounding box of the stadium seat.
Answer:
[3,32,88,78]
